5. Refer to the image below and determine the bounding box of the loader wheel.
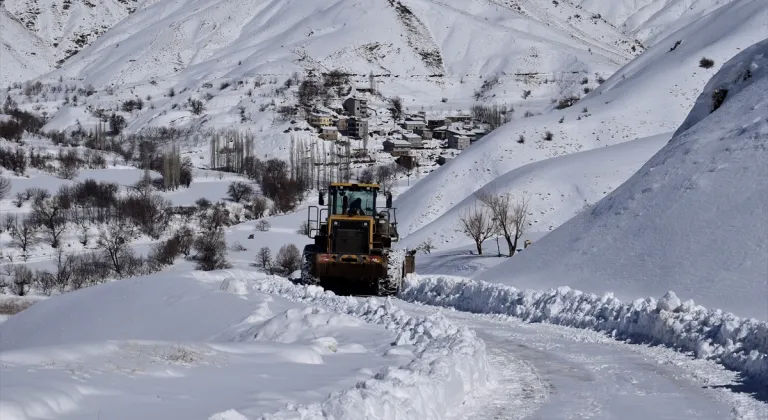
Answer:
[377,249,406,297]
[300,245,320,286]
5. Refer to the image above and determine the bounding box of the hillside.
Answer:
[572,0,735,44]
[399,132,671,249]
[477,38,768,320]
[0,8,55,86]
[2,0,144,69]
[394,0,768,244]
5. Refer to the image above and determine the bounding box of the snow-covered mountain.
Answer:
[572,0,735,44]
[39,0,639,88]
[395,0,768,246]
[478,38,768,320]
[0,7,55,86]
[2,0,146,66]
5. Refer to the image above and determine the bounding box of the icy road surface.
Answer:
[392,300,767,420]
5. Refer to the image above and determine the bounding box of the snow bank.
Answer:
[402,275,768,387]
[247,275,489,420]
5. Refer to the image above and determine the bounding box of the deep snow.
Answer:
[394,0,768,247]
[478,38,768,321]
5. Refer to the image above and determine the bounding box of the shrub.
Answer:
[255,219,271,232]
[193,229,230,271]
[543,131,554,141]
[251,196,268,219]
[275,244,301,276]
[555,96,579,110]
[196,197,212,210]
[699,57,715,69]
[517,135,525,144]
[227,181,254,203]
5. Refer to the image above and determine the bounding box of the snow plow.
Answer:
[302,182,415,296]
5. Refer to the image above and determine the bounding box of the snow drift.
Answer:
[477,38,768,321]
[403,275,768,388]
[249,275,489,420]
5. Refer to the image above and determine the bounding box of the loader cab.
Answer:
[329,184,377,216]
[309,183,399,254]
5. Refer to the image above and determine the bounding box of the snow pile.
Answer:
[477,38,768,320]
[402,275,768,387]
[248,274,489,420]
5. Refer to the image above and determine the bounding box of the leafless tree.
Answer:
[255,219,271,232]
[255,246,273,274]
[10,217,38,258]
[0,176,10,200]
[193,229,229,271]
[227,181,254,203]
[35,270,56,296]
[358,168,375,184]
[97,219,136,276]
[10,265,33,296]
[275,244,301,276]
[389,96,403,120]
[52,248,75,291]
[478,192,530,256]
[31,197,68,248]
[457,202,496,255]
[174,225,195,257]
[251,196,268,219]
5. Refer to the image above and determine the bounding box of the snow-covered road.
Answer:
[393,300,768,420]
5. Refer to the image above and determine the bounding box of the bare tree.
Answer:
[255,246,273,274]
[10,265,33,296]
[193,229,229,271]
[52,248,75,291]
[31,197,68,248]
[251,196,268,219]
[478,192,529,256]
[227,181,254,203]
[389,96,403,120]
[97,219,136,276]
[457,202,496,255]
[275,244,301,276]
[10,217,38,259]
[0,176,10,199]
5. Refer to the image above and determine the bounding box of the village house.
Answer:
[396,155,417,170]
[446,114,472,124]
[426,118,448,130]
[402,132,422,148]
[447,135,470,150]
[415,127,433,140]
[343,97,368,118]
[431,125,448,140]
[308,112,332,127]
[320,126,339,141]
[383,139,412,156]
[403,119,426,131]
[336,116,348,132]
[447,126,476,143]
[347,116,369,140]
[437,155,454,165]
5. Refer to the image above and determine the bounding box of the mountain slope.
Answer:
[3,0,145,65]
[40,0,639,87]
[395,0,768,242]
[0,7,55,86]
[571,0,734,44]
[477,38,768,320]
[399,132,671,249]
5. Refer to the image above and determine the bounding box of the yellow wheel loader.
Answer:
[302,182,415,296]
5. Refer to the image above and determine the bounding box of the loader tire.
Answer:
[377,249,406,297]
[300,245,320,286]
